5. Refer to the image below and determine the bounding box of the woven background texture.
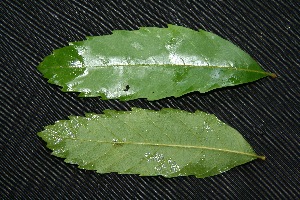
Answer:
[1,1,299,199]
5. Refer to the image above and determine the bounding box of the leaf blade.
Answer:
[38,108,264,178]
[38,25,274,100]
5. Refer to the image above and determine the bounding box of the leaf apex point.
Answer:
[260,156,266,160]
[270,73,277,78]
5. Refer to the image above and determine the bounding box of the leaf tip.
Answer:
[269,73,277,79]
[258,155,266,160]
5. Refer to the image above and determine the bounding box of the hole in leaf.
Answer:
[124,85,130,91]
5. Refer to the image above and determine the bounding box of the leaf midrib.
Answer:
[65,137,265,159]
[47,64,273,77]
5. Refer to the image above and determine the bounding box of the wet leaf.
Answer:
[38,24,274,101]
[38,108,264,178]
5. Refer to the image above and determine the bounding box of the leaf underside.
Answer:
[38,108,263,178]
[38,24,273,101]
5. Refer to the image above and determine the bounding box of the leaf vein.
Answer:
[65,138,263,159]
[49,64,272,76]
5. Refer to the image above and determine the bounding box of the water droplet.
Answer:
[65,127,76,138]
[229,75,239,84]
[153,153,164,162]
[112,138,118,143]
[53,137,62,145]
[69,60,83,68]
[203,121,213,132]
[80,160,89,167]
[216,118,224,126]
[131,42,143,50]
[211,69,221,79]
[154,166,162,172]
[167,159,180,173]
[76,46,87,56]
[145,152,151,158]
[145,153,181,174]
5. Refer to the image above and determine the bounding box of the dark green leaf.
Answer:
[38,108,264,178]
[38,24,274,100]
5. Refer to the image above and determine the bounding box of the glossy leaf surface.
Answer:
[38,25,274,100]
[38,108,264,178]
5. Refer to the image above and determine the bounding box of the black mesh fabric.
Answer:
[1,1,299,199]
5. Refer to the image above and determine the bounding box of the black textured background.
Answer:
[1,1,299,199]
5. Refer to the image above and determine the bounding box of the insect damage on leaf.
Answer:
[38,108,265,178]
[37,24,275,101]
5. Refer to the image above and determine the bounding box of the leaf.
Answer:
[38,108,264,178]
[38,24,275,101]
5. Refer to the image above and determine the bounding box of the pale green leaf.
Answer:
[38,24,274,101]
[38,108,264,178]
